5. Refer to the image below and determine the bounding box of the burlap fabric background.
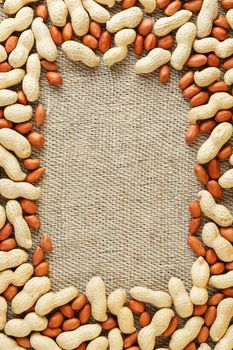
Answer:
[38,50,204,294]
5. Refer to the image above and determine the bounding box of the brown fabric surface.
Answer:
[38,51,203,294]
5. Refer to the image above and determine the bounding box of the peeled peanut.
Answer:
[5,36,19,53]
[46,72,63,86]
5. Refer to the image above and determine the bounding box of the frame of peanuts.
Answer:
[1,0,233,349]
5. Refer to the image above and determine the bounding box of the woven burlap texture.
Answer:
[37,49,204,295]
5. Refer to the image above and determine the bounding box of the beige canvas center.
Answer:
[37,51,203,293]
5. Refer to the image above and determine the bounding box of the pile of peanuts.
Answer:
[2,0,233,349]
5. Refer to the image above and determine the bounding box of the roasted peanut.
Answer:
[154,10,192,36]
[138,308,174,350]
[0,7,34,43]
[35,286,79,315]
[108,288,135,333]
[12,277,51,314]
[170,317,204,350]
[190,257,209,305]
[168,277,193,317]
